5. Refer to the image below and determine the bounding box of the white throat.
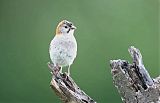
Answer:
[63,30,75,37]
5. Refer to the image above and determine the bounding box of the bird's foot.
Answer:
[62,72,69,80]
[51,66,61,76]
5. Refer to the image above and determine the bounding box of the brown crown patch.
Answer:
[56,20,65,35]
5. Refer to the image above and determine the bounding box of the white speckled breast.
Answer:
[49,34,77,67]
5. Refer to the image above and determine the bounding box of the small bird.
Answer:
[49,20,77,76]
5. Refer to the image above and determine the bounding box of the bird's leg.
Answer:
[59,67,62,74]
[67,65,71,76]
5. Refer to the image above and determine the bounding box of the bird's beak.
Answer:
[70,25,76,30]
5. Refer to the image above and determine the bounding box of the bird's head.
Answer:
[56,20,76,35]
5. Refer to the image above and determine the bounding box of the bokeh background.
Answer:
[0,0,159,103]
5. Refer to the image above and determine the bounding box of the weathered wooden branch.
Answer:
[47,63,96,103]
[47,46,159,103]
[110,46,160,103]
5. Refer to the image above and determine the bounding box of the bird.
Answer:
[49,20,77,76]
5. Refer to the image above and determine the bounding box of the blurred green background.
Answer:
[0,0,159,103]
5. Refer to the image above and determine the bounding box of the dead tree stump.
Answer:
[47,63,96,103]
[110,46,160,103]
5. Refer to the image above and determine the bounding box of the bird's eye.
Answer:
[64,26,68,28]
